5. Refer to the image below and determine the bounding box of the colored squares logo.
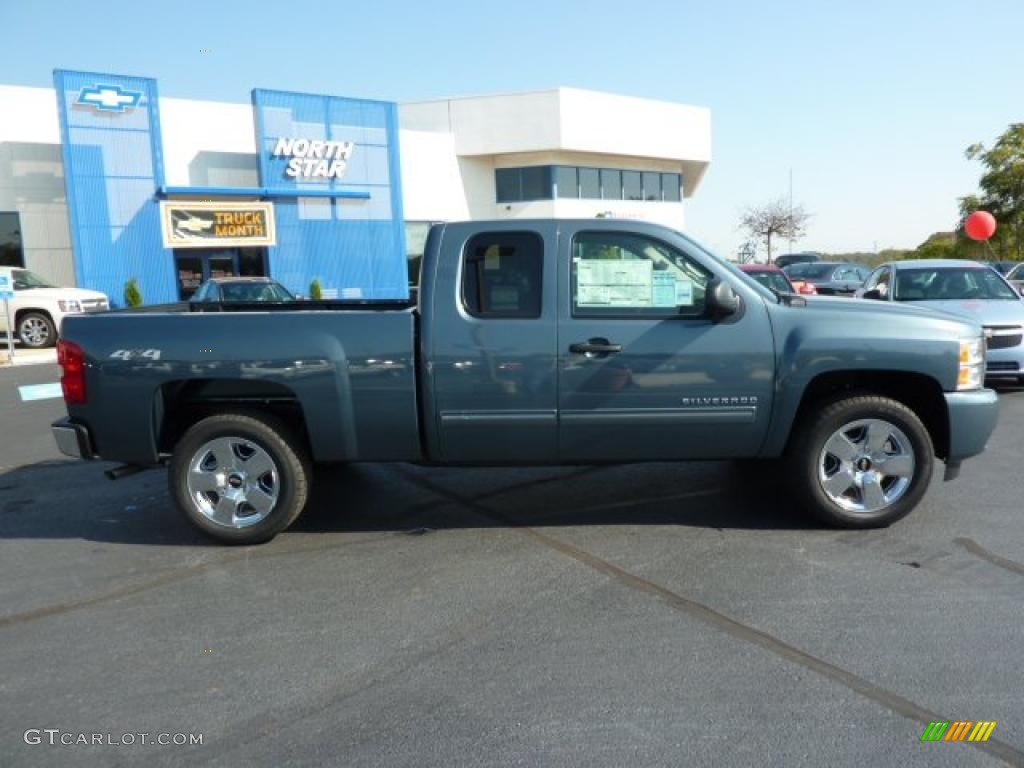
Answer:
[921,721,996,743]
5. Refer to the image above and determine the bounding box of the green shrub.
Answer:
[310,278,323,301]
[124,278,143,307]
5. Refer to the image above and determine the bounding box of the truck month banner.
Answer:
[160,202,277,248]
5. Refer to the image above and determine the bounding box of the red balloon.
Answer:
[965,210,997,241]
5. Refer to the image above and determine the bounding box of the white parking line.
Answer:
[18,382,63,401]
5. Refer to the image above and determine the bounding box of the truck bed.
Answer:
[59,306,423,466]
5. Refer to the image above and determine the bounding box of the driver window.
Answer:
[571,232,710,318]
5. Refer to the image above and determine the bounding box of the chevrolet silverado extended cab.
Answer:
[52,220,999,544]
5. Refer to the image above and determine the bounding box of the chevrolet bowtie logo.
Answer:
[76,84,143,113]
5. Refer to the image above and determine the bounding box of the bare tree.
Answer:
[739,197,810,262]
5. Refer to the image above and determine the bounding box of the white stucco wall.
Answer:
[159,98,259,189]
[0,83,711,286]
[0,85,75,286]
[399,87,710,227]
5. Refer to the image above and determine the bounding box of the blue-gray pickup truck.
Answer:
[51,219,1000,544]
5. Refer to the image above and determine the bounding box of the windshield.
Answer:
[894,268,1020,301]
[220,282,295,302]
[746,271,793,294]
[786,263,836,279]
[12,269,56,290]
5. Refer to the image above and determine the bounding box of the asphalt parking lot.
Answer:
[1,364,1023,767]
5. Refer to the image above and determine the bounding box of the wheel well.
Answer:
[14,307,53,325]
[156,379,311,457]
[789,370,949,459]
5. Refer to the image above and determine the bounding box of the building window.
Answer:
[494,166,684,205]
[0,212,24,268]
[579,168,601,199]
[623,171,643,201]
[601,169,622,201]
[462,231,543,318]
[495,167,553,203]
[643,172,661,201]
[520,166,551,201]
[495,169,520,203]
[554,166,578,198]
[662,173,682,202]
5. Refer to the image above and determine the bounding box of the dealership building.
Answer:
[0,70,711,304]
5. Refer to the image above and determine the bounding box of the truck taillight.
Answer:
[57,339,87,404]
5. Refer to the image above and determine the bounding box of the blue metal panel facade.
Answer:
[253,90,408,299]
[53,70,176,306]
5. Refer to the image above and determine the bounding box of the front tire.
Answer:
[169,412,311,544]
[786,394,934,528]
[18,312,56,348]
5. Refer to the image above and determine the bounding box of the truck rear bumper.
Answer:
[944,389,999,466]
[52,418,96,460]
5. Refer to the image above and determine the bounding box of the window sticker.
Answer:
[577,260,653,307]
[675,279,694,306]
[484,245,501,270]
[652,271,677,307]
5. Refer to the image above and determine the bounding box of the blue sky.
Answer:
[1,0,1020,257]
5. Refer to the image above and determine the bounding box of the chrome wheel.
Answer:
[186,437,280,529]
[19,316,51,347]
[817,418,915,516]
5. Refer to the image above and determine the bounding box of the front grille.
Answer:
[987,361,1020,372]
[984,325,1023,350]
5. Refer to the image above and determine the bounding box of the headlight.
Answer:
[957,337,985,390]
[58,300,81,312]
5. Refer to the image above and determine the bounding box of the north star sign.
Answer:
[272,138,354,179]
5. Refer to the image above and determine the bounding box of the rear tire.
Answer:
[786,394,934,528]
[169,412,311,544]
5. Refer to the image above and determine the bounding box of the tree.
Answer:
[962,124,1024,260]
[739,197,810,262]
[124,278,142,307]
[309,278,323,301]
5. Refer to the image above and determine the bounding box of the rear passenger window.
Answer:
[462,232,543,318]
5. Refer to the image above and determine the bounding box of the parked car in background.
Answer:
[1005,262,1024,295]
[858,259,1024,384]
[774,252,821,269]
[989,261,1018,276]
[783,261,870,296]
[190,277,296,303]
[738,263,816,295]
[0,267,108,348]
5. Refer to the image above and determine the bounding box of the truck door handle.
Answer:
[570,338,623,356]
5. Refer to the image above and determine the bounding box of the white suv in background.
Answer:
[0,267,109,349]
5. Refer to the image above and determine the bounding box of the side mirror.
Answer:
[707,278,740,319]
[861,288,884,300]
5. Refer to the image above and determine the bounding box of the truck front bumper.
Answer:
[943,389,999,474]
[52,418,96,460]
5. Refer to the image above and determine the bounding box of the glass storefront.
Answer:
[0,212,24,267]
[173,247,268,299]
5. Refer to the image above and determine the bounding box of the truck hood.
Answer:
[791,295,983,335]
[898,298,1024,327]
[17,287,108,302]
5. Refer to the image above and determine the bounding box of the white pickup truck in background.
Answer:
[0,267,109,348]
